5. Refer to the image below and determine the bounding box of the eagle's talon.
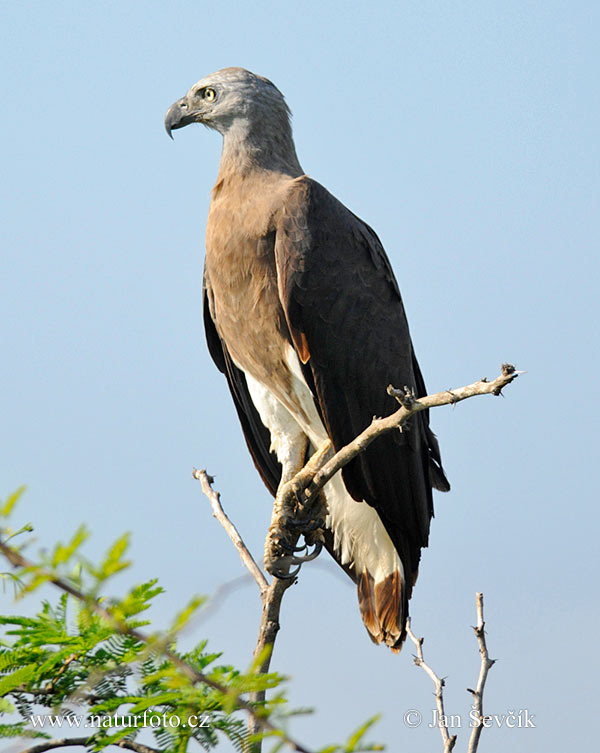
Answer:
[265,522,324,576]
[293,488,305,505]
[266,551,303,579]
[278,539,307,554]
[274,564,301,580]
[287,541,323,564]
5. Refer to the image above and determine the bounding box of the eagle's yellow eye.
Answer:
[204,88,216,102]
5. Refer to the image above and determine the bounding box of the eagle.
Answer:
[165,68,449,650]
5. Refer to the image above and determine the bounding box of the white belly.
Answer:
[240,345,402,583]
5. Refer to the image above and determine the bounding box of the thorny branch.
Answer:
[406,619,457,753]
[407,594,496,753]
[296,363,520,509]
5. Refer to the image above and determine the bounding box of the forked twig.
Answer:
[406,594,496,753]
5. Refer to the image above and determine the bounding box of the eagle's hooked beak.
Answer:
[164,97,197,139]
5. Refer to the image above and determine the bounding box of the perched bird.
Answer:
[165,68,449,650]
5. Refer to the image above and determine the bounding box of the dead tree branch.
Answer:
[193,468,268,594]
[406,619,457,753]
[247,577,295,747]
[280,364,520,515]
[407,593,496,753]
[467,593,496,753]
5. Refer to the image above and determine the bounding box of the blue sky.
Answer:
[2,1,598,751]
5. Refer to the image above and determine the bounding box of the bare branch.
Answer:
[467,593,496,753]
[290,364,520,510]
[193,468,269,593]
[194,471,298,753]
[246,576,296,750]
[406,618,457,753]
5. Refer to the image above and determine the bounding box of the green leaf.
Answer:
[0,489,380,752]
[345,715,382,752]
[51,525,89,568]
[0,486,26,518]
[170,596,205,635]
[0,698,15,714]
[0,721,49,739]
[248,644,272,675]
[99,533,131,579]
[19,569,52,597]
[0,664,37,695]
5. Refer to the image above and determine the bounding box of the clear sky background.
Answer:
[2,1,598,751]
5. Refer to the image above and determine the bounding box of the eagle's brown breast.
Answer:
[204,171,297,413]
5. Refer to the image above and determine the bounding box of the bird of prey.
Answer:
[165,68,449,650]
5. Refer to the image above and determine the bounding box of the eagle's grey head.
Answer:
[165,67,290,137]
[165,67,302,175]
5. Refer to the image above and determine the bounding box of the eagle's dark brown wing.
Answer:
[203,279,282,496]
[274,176,449,591]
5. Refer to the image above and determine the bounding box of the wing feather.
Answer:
[274,177,449,586]
[203,279,282,496]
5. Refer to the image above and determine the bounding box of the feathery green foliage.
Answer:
[0,489,383,752]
